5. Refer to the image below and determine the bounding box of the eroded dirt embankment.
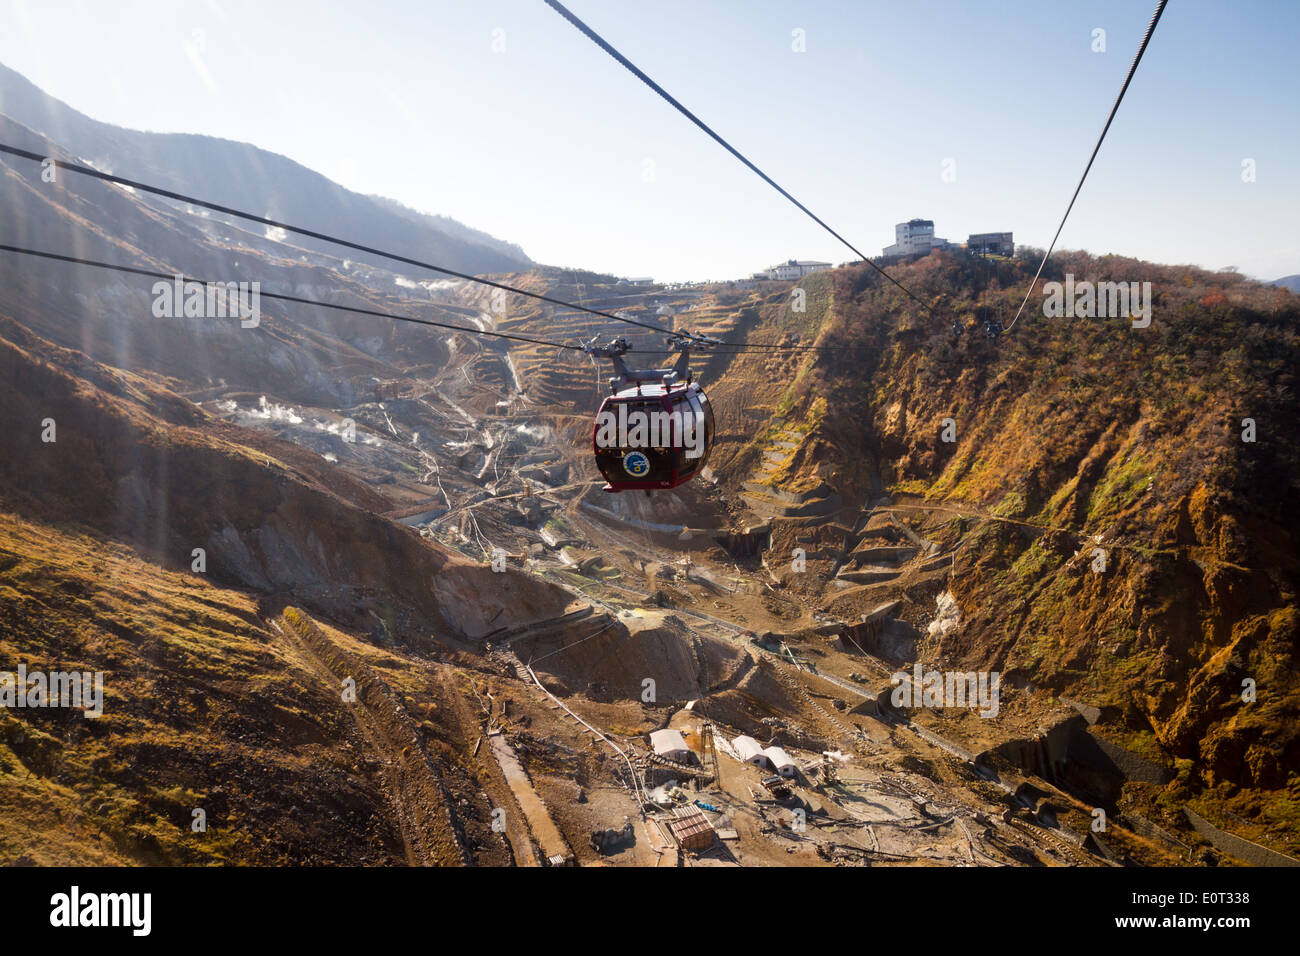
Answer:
[278,608,468,866]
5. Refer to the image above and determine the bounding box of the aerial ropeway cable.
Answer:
[542,0,940,322]
[0,243,586,352]
[0,239,856,358]
[545,0,1168,341]
[1005,0,1168,330]
[0,140,852,355]
[0,96,883,497]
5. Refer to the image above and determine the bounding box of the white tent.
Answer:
[763,746,797,779]
[650,729,692,762]
[732,735,768,767]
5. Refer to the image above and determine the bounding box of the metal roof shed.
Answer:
[732,735,769,767]
[650,728,692,762]
[669,808,715,852]
[763,746,798,779]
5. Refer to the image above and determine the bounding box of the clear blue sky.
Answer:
[2,0,1297,281]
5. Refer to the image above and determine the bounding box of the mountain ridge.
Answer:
[0,60,532,277]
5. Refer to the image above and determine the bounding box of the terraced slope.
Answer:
[720,252,1300,854]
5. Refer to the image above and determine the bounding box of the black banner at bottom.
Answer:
[2,864,1287,942]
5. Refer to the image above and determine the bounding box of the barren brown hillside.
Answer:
[720,252,1300,851]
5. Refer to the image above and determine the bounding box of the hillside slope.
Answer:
[0,314,570,642]
[738,251,1300,849]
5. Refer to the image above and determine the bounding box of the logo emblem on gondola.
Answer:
[623,451,650,477]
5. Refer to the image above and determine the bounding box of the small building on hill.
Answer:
[882,219,952,257]
[968,231,1014,256]
[756,259,833,281]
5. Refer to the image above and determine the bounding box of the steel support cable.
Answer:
[543,0,938,320]
[2,244,883,360]
[0,241,878,356]
[0,243,587,351]
[1006,0,1168,330]
[1,140,862,353]
[2,241,888,365]
[0,140,670,337]
[528,619,619,664]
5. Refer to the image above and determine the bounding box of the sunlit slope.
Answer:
[740,252,1300,851]
[0,512,402,865]
[0,510,544,865]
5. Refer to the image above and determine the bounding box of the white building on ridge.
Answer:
[882,218,952,257]
[755,259,833,281]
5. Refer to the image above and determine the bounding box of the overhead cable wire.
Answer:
[0,140,671,337]
[0,242,585,351]
[0,140,875,355]
[0,242,874,357]
[1005,0,1168,330]
[542,0,939,320]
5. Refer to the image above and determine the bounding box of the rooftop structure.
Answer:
[763,746,797,778]
[732,735,768,766]
[669,807,715,851]
[755,259,833,281]
[968,232,1015,256]
[882,218,952,257]
[650,728,692,762]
